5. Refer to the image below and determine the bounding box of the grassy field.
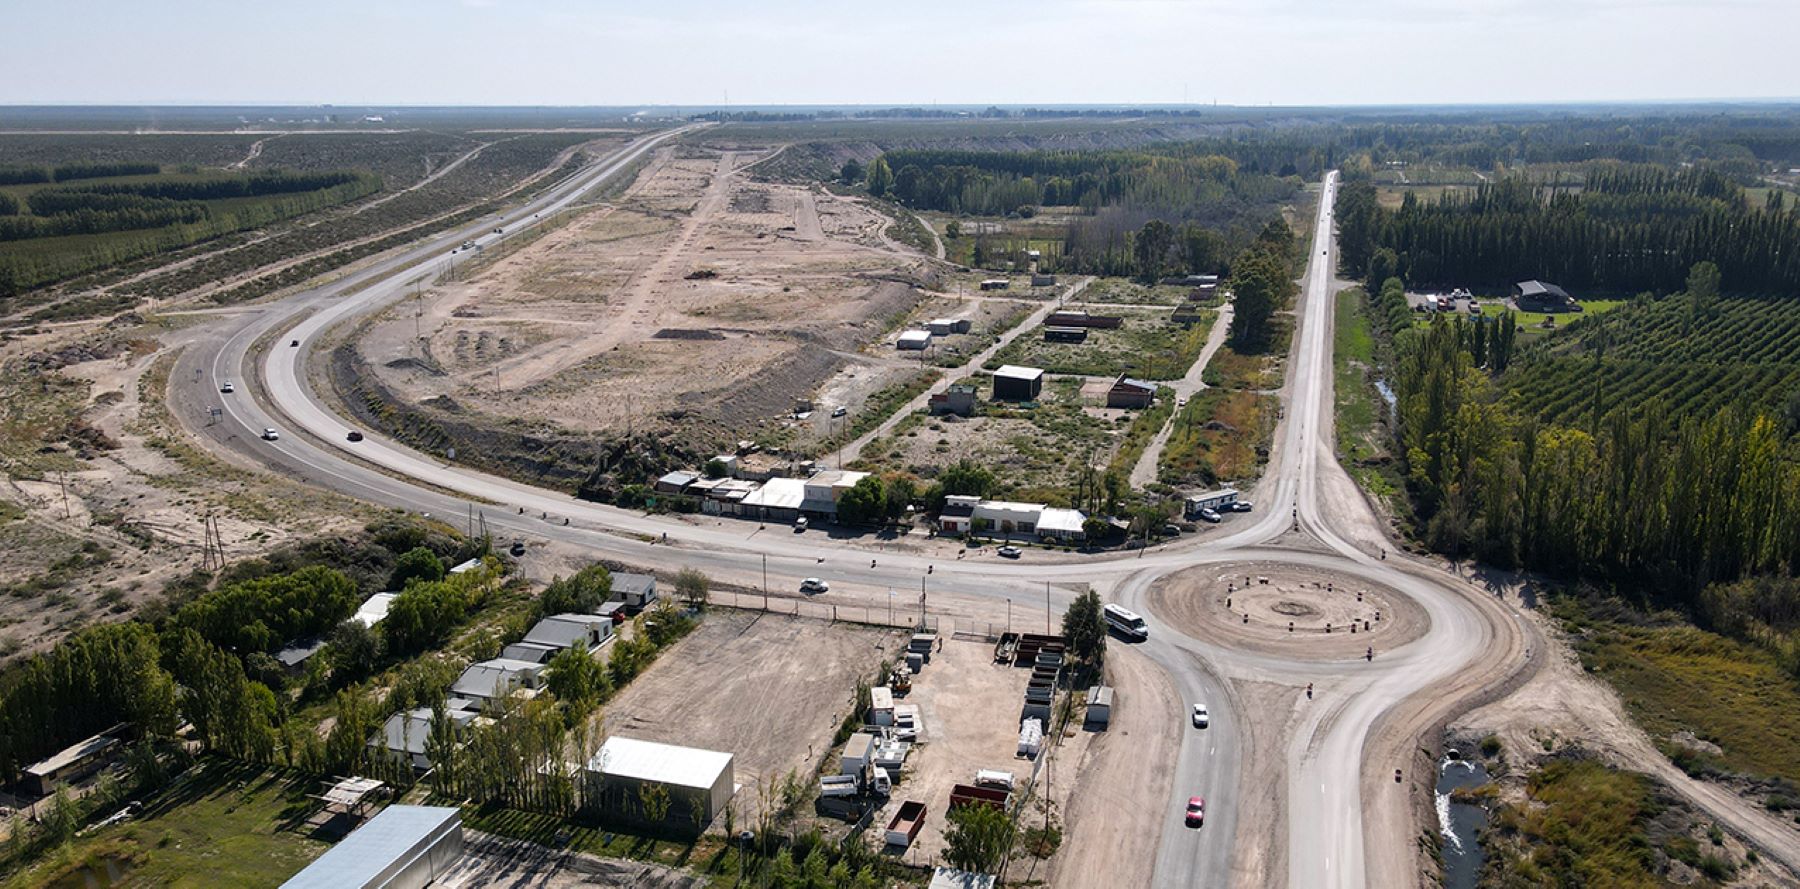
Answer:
[1,761,328,889]
[1332,287,1405,509]
[985,307,1213,381]
[1560,602,1800,787]
[1480,757,1741,886]
[1081,277,1206,306]
[1480,299,1627,341]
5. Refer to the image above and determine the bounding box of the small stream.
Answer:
[1437,755,1489,889]
[1374,379,1398,416]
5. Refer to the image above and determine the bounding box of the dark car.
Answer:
[346,430,364,442]
[290,339,300,347]
[1185,796,1205,827]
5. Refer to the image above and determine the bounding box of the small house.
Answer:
[896,330,933,350]
[1185,488,1240,516]
[1085,685,1114,727]
[1043,326,1088,343]
[979,279,1010,291]
[654,471,698,495]
[373,707,478,770]
[612,572,659,610]
[1030,273,1057,287]
[523,613,614,652]
[929,385,978,417]
[21,732,120,796]
[585,737,735,829]
[451,659,546,709]
[1512,280,1579,313]
[1045,310,1123,329]
[1107,375,1156,409]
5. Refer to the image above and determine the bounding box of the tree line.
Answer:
[0,171,380,297]
[0,162,160,186]
[1335,167,1800,295]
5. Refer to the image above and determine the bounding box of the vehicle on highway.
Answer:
[461,240,475,250]
[219,380,234,393]
[346,430,364,442]
[1197,507,1222,523]
[794,516,808,532]
[1185,796,1205,827]
[261,428,280,441]
[1103,603,1149,640]
[799,577,829,594]
[290,339,299,347]
[997,545,1022,558]
[1192,704,1209,728]
[831,406,847,418]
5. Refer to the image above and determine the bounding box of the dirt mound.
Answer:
[383,356,444,376]
[652,328,726,341]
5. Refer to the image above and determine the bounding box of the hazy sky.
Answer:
[5,0,1796,106]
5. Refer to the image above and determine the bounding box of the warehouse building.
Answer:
[280,805,463,889]
[1106,375,1156,409]
[585,737,736,830]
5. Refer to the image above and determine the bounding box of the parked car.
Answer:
[799,577,829,594]
[346,430,364,442]
[1231,501,1254,513]
[1198,507,1222,523]
[831,406,848,418]
[261,428,280,441]
[997,545,1022,558]
[219,380,235,393]
[1162,524,1183,536]
[794,516,809,532]
[509,541,526,557]
[1192,704,1209,728]
[1185,796,1205,827]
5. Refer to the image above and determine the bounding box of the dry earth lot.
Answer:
[602,610,903,824]
[356,143,935,452]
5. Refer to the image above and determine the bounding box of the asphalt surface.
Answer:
[176,143,1526,888]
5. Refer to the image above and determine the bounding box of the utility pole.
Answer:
[762,554,768,611]
[1046,582,1051,634]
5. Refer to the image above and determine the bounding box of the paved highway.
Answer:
[175,135,1530,888]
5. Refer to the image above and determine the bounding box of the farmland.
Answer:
[1501,297,1800,428]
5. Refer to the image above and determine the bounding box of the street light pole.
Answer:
[762,554,768,611]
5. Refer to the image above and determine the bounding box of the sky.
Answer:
[3,0,1797,107]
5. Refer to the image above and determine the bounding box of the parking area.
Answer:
[869,635,1092,864]
[602,609,904,824]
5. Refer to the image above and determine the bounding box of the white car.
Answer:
[261,428,280,441]
[794,516,809,532]
[997,545,1022,559]
[831,406,848,418]
[219,380,235,393]
[799,578,829,594]
[1198,507,1222,523]
[1191,704,1209,728]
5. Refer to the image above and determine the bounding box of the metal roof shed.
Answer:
[279,804,463,889]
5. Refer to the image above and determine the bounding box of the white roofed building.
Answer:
[585,737,736,829]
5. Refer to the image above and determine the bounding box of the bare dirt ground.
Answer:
[355,142,936,453]
[601,609,902,825]
[0,319,365,662]
[1046,645,1182,889]
[1146,562,1427,659]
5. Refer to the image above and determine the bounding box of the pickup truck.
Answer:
[885,801,926,847]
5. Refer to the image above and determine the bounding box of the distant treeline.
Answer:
[1335,165,1800,295]
[0,169,379,296]
[0,162,161,185]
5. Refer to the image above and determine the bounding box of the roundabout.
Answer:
[1144,561,1427,659]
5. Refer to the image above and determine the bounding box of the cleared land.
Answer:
[985,305,1214,381]
[602,610,903,822]
[356,144,935,456]
[853,375,1130,503]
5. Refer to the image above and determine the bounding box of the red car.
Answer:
[1185,796,1205,827]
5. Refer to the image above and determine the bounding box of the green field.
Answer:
[1560,602,1800,788]
[1331,287,1406,509]
[2,761,328,889]
[984,307,1213,380]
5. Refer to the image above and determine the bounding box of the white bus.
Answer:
[1103,603,1149,640]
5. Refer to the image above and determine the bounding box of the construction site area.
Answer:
[349,139,940,457]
